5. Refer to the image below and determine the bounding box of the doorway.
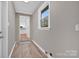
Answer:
[19,15,30,41]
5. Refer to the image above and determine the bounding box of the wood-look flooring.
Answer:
[11,40,45,58]
[19,34,30,41]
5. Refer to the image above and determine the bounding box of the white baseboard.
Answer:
[32,40,45,53]
[9,42,16,58]
[32,40,52,58]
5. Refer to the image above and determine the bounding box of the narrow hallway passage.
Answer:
[1,1,79,58]
[11,40,47,58]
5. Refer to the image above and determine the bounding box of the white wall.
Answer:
[8,2,15,56]
[31,1,79,58]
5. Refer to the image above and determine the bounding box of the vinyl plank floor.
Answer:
[11,41,43,58]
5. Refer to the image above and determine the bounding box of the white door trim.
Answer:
[0,1,2,58]
[2,1,8,58]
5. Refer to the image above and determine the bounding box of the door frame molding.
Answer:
[2,1,8,58]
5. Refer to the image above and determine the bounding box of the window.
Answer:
[41,5,49,27]
[38,2,50,30]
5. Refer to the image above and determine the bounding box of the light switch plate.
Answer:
[75,24,79,31]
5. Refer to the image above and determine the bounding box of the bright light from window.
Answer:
[24,1,29,3]
[42,10,48,19]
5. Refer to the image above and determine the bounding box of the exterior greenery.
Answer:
[41,16,48,27]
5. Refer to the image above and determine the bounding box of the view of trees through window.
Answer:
[41,5,49,27]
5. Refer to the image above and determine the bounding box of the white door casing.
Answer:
[2,1,8,57]
[0,1,2,58]
[0,1,8,58]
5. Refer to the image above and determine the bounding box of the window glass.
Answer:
[41,5,49,27]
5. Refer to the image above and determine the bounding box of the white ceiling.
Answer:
[13,1,43,15]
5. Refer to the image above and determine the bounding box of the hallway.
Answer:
[0,1,79,58]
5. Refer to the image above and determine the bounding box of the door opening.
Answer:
[19,15,30,41]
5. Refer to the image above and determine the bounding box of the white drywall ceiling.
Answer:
[13,1,43,15]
